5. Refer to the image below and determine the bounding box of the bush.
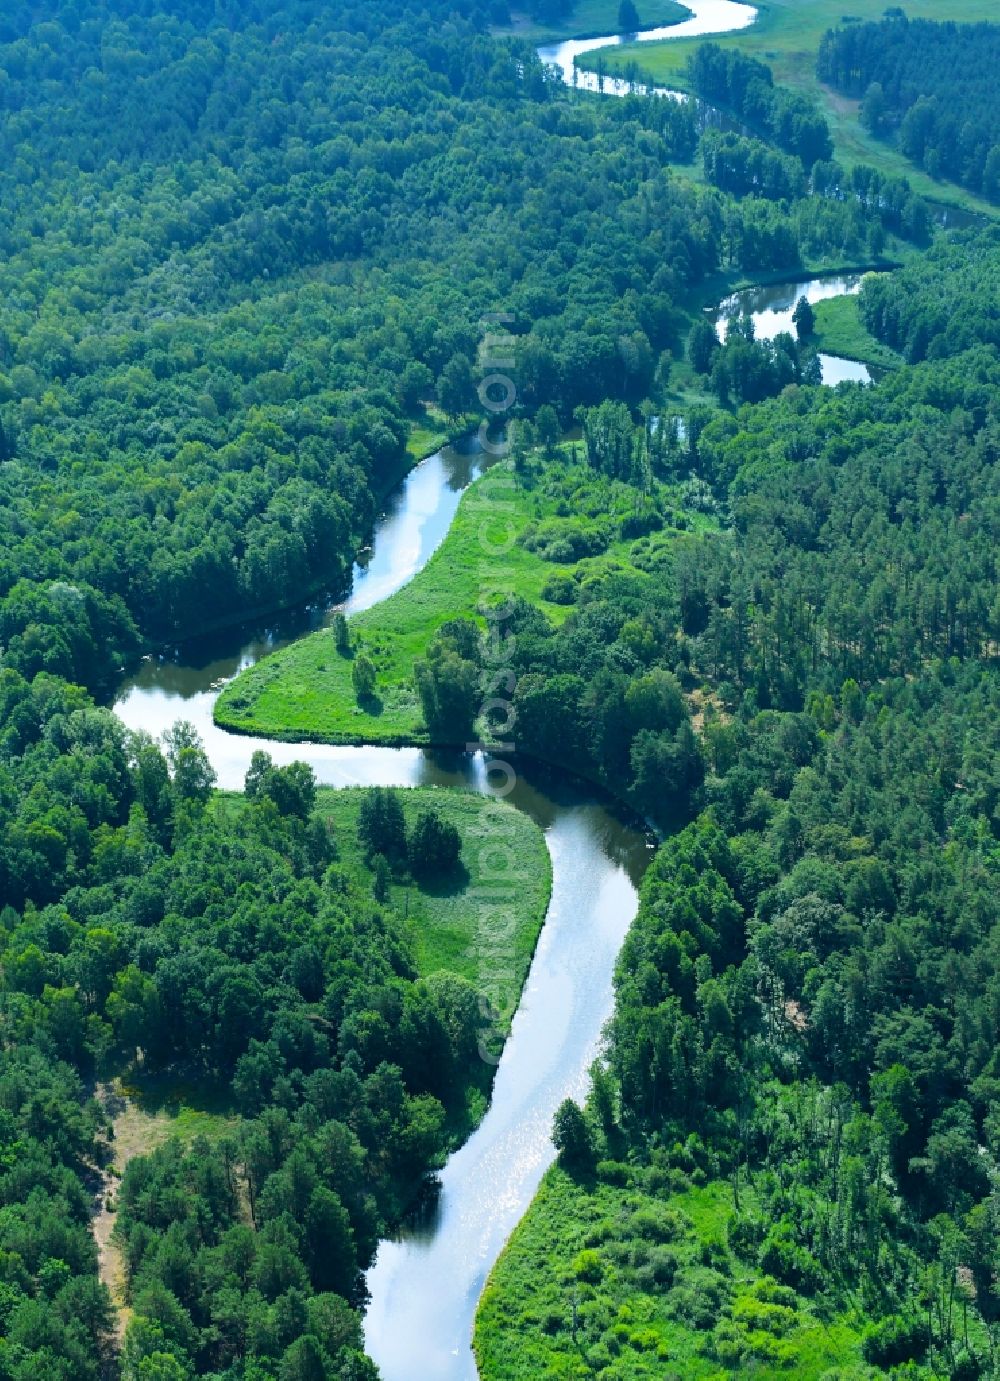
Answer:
[861,1314,931,1367]
[541,573,577,605]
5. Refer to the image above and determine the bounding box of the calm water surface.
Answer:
[537,0,757,97]
[113,256,876,1381]
[714,273,873,385]
[112,438,653,1381]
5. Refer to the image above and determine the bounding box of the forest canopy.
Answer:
[817,13,1000,201]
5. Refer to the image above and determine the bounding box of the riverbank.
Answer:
[475,1165,868,1377]
[811,292,903,370]
[214,456,700,747]
[312,786,552,1036]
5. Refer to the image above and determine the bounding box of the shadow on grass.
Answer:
[413,859,471,898]
[119,1069,237,1121]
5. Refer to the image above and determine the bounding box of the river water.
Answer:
[111,2,875,1364]
[714,273,872,385]
[113,436,653,1381]
[113,278,864,1380]
[537,0,756,97]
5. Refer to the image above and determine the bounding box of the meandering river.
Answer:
[110,8,886,1376]
[537,0,756,97]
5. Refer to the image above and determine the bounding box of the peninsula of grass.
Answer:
[215,457,678,746]
[811,291,903,370]
[497,0,687,44]
[475,1168,868,1379]
[313,786,552,1025]
[573,0,999,219]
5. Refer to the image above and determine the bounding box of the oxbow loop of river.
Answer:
[715,274,873,385]
[537,0,757,97]
[113,436,653,1381]
[112,249,873,1381]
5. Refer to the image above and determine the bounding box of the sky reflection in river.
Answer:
[113,257,870,1378]
[537,0,757,97]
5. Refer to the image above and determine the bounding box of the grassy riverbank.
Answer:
[216,464,562,743]
[313,787,552,1023]
[475,1167,868,1378]
[216,456,698,746]
[496,0,688,44]
[812,292,903,370]
[573,0,999,218]
[217,784,550,1010]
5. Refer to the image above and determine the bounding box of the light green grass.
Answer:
[475,1167,869,1379]
[216,458,654,745]
[312,787,552,1021]
[406,404,453,460]
[497,0,687,44]
[575,0,998,217]
[811,290,903,369]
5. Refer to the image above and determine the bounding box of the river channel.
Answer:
[112,5,880,1368]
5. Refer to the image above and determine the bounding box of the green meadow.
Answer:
[312,786,552,1023]
[812,290,903,370]
[215,458,668,746]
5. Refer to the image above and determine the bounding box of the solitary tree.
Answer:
[792,296,815,339]
[618,0,640,30]
[352,653,377,703]
[408,809,462,881]
[332,611,350,655]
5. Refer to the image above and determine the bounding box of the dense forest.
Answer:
[817,14,1000,202]
[858,225,1000,360]
[478,232,1000,1375]
[0,667,515,1375]
[2,0,1000,1376]
[0,0,937,692]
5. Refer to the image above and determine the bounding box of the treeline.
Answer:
[0,0,698,678]
[689,311,823,405]
[516,651,1000,1371]
[688,43,833,167]
[817,14,1000,201]
[0,670,497,1375]
[859,224,1000,360]
[679,345,1000,702]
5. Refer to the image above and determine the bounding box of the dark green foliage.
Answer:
[486,242,1000,1375]
[356,787,407,865]
[552,1099,596,1172]
[792,295,815,338]
[407,809,463,882]
[414,620,482,743]
[688,44,833,167]
[618,0,641,30]
[818,16,1000,200]
[859,225,1000,360]
[709,322,802,404]
[0,701,497,1374]
[702,130,807,201]
[687,317,720,374]
[351,653,377,704]
[332,613,351,656]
